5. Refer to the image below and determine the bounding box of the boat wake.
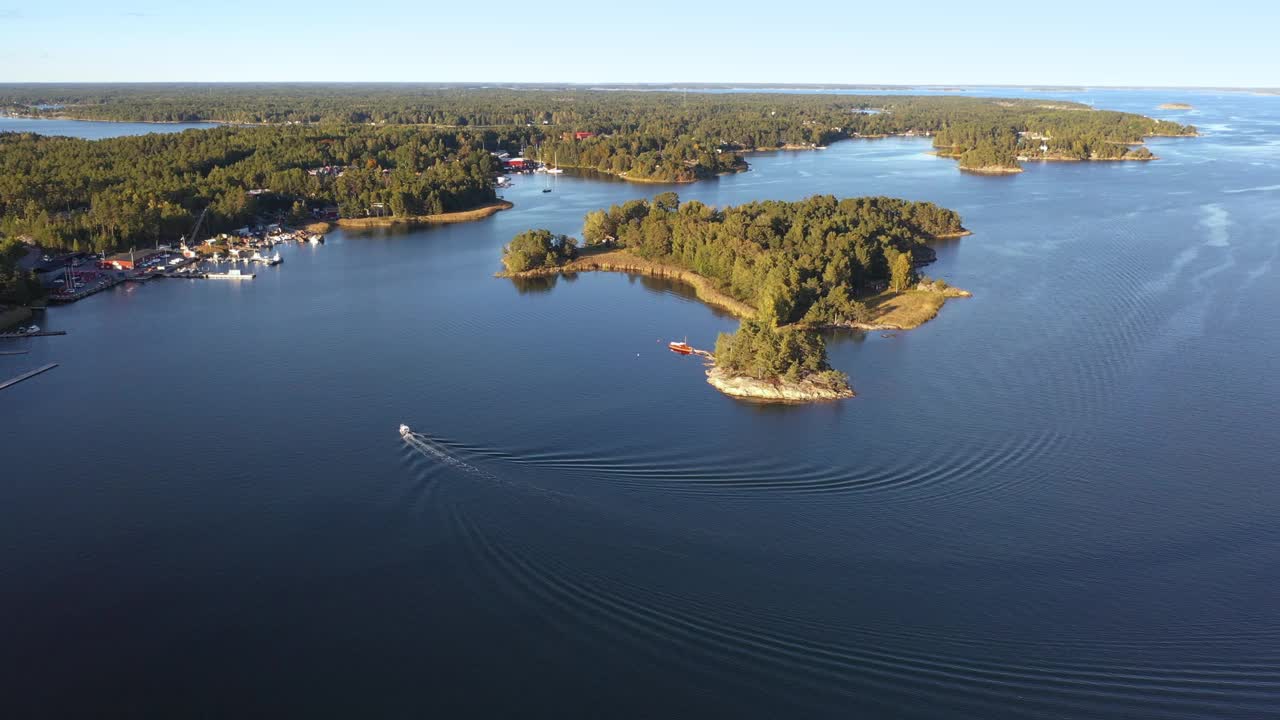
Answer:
[399,424,492,478]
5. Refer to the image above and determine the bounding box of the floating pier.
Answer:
[0,363,58,391]
[0,330,67,340]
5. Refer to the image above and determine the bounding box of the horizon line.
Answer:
[0,81,1277,92]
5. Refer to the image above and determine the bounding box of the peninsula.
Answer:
[1159,103,1195,110]
[0,125,510,256]
[499,194,970,402]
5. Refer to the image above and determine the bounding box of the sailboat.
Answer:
[534,144,548,173]
[547,151,564,174]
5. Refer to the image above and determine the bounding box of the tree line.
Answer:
[714,318,850,390]
[2,86,1196,182]
[574,193,961,326]
[0,124,516,254]
[0,236,44,304]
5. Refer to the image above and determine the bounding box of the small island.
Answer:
[499,194,971,402]
[709,319,853,401]
[1159,103,1195,110]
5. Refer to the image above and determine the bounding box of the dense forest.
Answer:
[504,193,966,385]
[501,229,579,273]
[1,85,1196,182]
[714,318,850,390]
[0,125,511,253]
[932,108,1174,169]
[0,236,44,304]
[566,193,962,326]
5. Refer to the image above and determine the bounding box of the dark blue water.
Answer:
[0,115,219,139]
[4,89,1280,718]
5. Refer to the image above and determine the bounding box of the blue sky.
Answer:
[1,0,1277,87]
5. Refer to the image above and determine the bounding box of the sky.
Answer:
[1,0,1277,87]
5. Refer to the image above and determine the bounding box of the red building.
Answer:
[102,249,167,270]
[503,158,531,171]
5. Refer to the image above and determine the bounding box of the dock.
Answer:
[0,349,30,356]
[48,275,124,304]
[0,330,67,340]
[0,363,58,391]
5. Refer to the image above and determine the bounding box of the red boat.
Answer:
[668,341,693,355]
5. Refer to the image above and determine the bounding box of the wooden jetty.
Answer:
[0,349,30,356]
[0,363,58,391]
[0,330,67,340]
[48,276,124,304]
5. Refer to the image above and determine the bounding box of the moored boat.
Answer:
[668,341,693,355]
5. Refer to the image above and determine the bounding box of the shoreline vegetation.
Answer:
[497,248,970,331]
[0,304,34,329]
[336,201,512,229]
[498,194,972,403]
[1,88,1197,250]
[0,124,509,255]
[499,248,757,317]
[1,87,1197,181]
[0,111,220,125]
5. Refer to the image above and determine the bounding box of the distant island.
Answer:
[498,194,970,402]
[933,114,1184,172]
[1,86,1197,184]
[1159,103,1195,110]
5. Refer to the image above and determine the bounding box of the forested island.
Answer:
[0,125,508,253]
[500,194,969,402]
[2,85,1196,184]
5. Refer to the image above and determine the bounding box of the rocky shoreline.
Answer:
[705,367,854,403]
[961,165,1024,175]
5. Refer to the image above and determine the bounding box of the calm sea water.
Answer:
[0,115,219,139]
[4,90,1280,718]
